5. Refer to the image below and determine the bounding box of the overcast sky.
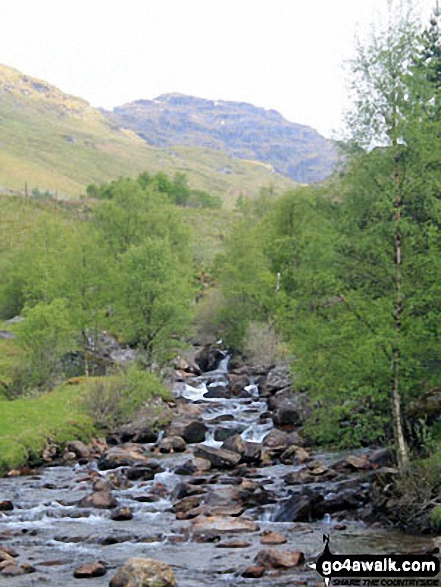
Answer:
[0,0,434,138]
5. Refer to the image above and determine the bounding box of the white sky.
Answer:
[0,0,434,138]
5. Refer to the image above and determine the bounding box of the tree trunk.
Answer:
[392,152,409,472]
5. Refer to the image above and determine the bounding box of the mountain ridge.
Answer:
[110,93,339,183]
[0,63,295,206]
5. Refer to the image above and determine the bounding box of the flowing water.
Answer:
[0,354,434,585]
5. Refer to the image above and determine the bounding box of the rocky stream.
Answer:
[0,348,436,585]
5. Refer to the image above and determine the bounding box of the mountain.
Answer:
[110,93,339,184]
[0,65,294,207]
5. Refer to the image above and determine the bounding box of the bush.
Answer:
[242,321,281,368]
[12,300,74,394]
[82,366,171,429]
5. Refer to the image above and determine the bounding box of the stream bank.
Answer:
[0,345,436,585]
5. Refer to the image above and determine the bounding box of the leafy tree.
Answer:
[217,218,276,348]
[93,178,189,258]
[16,299,74,389]
[113,239,193,364]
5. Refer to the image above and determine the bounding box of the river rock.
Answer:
[181,421,208,444]
[261,428,303,449]
[109,557,177,587]
[214,426,245,442]
[194,445,241,469]
[283,469,316,485]
[216,539,251,548]
[0,551,15,564]
[229,374,251,395]
[191,516,259,534]
[67,441,91,460]
[204,384,232,399]
[280,445,310,464]
[242,564,266,578]
[332,454,371,471]
[194,345,225,372]
[111,506,133,521]
[255,548,305,569]
[0,500,13,511]
[260,530,287,545]
[261,364,292,394]
[273,494,313,522]
[97,445,151,470]
[1,563,24,576]
[73,561,107,578]
[126,463,163,481]
[0,547,18,558]
[158,435,186,453]
[268,390,312,428]
[221,434,262,464]
[79,490,118,509]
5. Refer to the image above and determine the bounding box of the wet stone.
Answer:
[216,539,251,548]
[260,530,288,545]
[255,548,305,569]
[73,561,107,578]
[0,500,13,511]
[109,557,177,587]
[111,506,133,521]
[242,564,266,578]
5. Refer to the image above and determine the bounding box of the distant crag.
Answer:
[111,93,339,184]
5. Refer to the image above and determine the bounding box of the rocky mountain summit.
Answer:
[110,93,339,184]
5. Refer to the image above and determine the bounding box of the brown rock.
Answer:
[73,561,107,578]
[0,547,18,558]
[191,516,259,534]
[216,539,251,548]
[1,563,23,576]
[78,490,118,509]
[111,506,133,521]
[242,564,266,578]
[0,551,15,564]
[97,445,150,470]
[260,530,287,545]
[255,548,305,569]
[21,563,37,574]
[67,440,91,460]
[109,557,176,587]
[158,436,186,454]
[194,444,241,469]
[0,500,13,511]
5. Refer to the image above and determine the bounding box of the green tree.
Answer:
[17,299,74,389]
[113,239,193,365]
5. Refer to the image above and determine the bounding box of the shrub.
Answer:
[242,321,281,368]
[82,366,171,429]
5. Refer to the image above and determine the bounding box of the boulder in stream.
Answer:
[109,557,177,587]
[194,445,241,469]
[97,445,151,470]
[255,548,305,569]
[73,561,107,578]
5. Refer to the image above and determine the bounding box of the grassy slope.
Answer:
[0,64,294,207]
[0,384,95,473]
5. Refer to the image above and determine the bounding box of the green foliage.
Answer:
[217,216,277,348]
[0,383,94,474]
[88,171,221,209]
[81,367,170,429]
[114,239,193,363]
[11,300,74,393]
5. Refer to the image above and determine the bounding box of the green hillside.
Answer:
[0,64,294,207]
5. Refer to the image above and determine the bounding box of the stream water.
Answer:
[0,354,435,586]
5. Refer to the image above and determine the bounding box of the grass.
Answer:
[0,64,295,204]
[0,383,95,473]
